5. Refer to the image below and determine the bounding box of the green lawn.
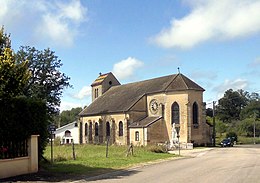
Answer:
[42,144,175,175]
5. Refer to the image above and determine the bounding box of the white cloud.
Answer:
[213,78,249,98]
[112,57,144,80]
[152,0,260,49]
[60,101,82,112]
[0,0,87,47]
[73,86,92,99]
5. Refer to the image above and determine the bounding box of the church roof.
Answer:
[91,72,110,87]
[79,73,204,116]
[129,116,163,128]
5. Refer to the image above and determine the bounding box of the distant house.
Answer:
[79,72,212,146]
[54,121,79,144]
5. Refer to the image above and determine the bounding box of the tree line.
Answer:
[207,89,260,139]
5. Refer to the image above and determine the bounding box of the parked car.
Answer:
[220,138,233,147]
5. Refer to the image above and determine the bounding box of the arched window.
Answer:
[106,122,110,137]
[119,121,123,136]
[95,122,99,136]
[85,123,88,136]
[193,102,198,124]
[89,122,93,141]
[135,131,139,141]
[171,102,180,124]
[65,130,71,137]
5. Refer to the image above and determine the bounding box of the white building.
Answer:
[54,121,79,144]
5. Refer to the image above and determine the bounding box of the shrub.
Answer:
[147,145,167,153]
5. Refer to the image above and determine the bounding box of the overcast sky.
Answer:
[1,0,260,111]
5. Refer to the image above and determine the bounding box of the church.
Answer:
[78,72,212,146]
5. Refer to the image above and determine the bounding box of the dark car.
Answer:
[220,138,233,147]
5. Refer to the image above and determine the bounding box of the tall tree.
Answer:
[216,89,248,122]
[0,28,30,99]
[16,46,71,118]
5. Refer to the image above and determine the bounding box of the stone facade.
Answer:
[79,72,212,146]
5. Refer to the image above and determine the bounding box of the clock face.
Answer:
[150,99,159,114]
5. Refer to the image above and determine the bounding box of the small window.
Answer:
[106,122,110,137]
[135,131,139,141]
[109,81,112,85]
[119,121,123,136]
[193,102,198,124]
[75,123,78,127]
[85,123,88,136]
[65,130,71,137]
[89,122,93,141]
[95,122,99,136]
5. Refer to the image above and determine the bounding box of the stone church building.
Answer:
[79,72,211,146]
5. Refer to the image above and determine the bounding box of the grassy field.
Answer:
[42,144,175,175]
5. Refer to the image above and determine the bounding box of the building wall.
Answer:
[81,113,129,145]
[54,122,79,144]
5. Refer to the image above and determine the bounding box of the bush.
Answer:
[0,97,48,160]
[147,145,167,153]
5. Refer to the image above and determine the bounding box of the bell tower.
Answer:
[91,72,120,101]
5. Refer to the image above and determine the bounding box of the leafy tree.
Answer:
[0,28,30,99]
[206,108,213,117]
[240,101,260,119]
[16,46,71,118]
[0,26,11,54]
[216,89,248,122]
[54,107,83,127]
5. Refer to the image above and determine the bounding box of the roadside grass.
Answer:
[42,144,175,175]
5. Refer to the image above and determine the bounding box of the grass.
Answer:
[42,144,175,175]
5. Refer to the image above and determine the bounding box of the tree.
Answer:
[16,46,71,118]
[216,89,248,122]
[0,28,30,99]
[56,107,83,127]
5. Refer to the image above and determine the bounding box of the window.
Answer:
[171,102,180,124]
[89,122,93,141]
[106,122,110,137]
[65,130,71,137]
[85,123,88,136]
[74,123,78,127]
[119,121,123,136]
[193,102,198,124]
[94,88,99,98]
[95,122,99,136]
[135,131,139,141]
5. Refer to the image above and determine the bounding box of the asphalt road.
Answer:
[81,145,260,183]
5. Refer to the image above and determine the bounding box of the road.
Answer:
[81,145,260,183]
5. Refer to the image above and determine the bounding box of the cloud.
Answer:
[248,57,260,67]
[73,86,92,99]
[213,78,249,98]
[59,101,82,112]
[0,0,87,47]
[152,0,260,49]
[112,57,144,80]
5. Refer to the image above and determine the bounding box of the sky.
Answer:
[1,0,260,111]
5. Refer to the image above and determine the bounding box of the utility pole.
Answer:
[213,101,216,147]
[254,111,256,145]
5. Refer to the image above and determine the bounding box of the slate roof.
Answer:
[79,73,204,116]
[129,116,163,128]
